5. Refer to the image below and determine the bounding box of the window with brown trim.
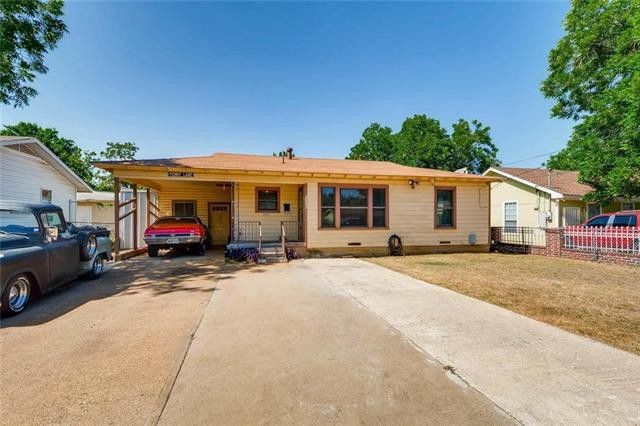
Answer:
[172,200,196,217]
[372,188,387,227]
[435,188,455,228]
[320,186,336,228]
[319,185,388,229]
[256,188,280,213]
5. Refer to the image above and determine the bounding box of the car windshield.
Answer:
[0,209,40,235]
[154,217,197,225]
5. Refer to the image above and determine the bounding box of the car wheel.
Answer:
[196,241,206,256]
[1,274,31,316]
[148,246,159,257]
[85,255,104,280]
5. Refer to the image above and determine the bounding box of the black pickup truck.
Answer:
[0,201,113,316]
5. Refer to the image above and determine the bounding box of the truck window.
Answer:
[585,215,610,227]
[612,215,637,227]
[0,210,40,235]
[40,212,67,234]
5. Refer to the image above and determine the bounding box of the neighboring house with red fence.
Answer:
[483,167,640,228]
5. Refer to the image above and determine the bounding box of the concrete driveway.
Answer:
[3,255,638,424]
[0,251,222,425]
[158,261,512,425]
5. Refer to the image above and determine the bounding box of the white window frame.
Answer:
[503,200,518,228]
[40,188,52,203]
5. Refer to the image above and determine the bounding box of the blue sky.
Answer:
[0,1,572,167]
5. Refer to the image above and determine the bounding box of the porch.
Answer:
[111,177,305,258]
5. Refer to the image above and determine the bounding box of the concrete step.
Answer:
[258,255,287,264]
[261,249,283,255]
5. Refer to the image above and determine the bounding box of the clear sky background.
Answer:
[0,1,573,167]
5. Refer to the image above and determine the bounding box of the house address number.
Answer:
[168,171,194,177]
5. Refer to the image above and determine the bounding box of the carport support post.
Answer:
[132,183,138,250]
[146,187,151,229]
[114,177,120,259]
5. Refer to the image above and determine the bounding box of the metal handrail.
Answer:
[237,221,261,242]
[258,221,262,253]
[280,222,286,261]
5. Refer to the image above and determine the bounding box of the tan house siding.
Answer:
[107,168,493,254]
[306,181,490,250]
[156,181,231,224]
[235,182,300,241]
[488,176,556,228]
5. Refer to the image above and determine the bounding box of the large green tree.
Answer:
[542,0,640,201]
[1,121,94,183]
[0,0,67,108]
[347,114,500,174]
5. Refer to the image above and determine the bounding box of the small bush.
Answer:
[285,247,298,261]
[225,247,259,263]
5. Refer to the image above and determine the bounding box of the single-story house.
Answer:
[483,167,640,228]
[94,152,499,256]
[0,136,92,219]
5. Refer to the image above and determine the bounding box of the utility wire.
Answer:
[500,150,561,167]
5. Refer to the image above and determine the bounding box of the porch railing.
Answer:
[280,222,286,261]
[281,220,298,242]
[237,221,262,242]
[492,227,547,248]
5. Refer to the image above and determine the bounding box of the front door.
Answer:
[208,203,230,246]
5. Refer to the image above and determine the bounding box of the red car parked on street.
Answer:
[564,210,640,252]
[143,216,210,257]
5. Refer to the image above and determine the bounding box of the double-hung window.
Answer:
[435,188,456,228]
[256,188,279,213]
[320,187,336,228]
[319,185,387,229]
[340,188,368,228]
[503,201,518,230]
[173,201,196,217]
[372,188,387,227]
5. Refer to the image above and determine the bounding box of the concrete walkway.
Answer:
[158,262,513,425]
[303,258,640,425]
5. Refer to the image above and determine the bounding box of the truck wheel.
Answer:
[78,233,97,260]
[1,274,31,316]
[148,246,159,257]
[85,255,104,280]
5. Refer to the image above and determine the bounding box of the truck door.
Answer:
[40,211,80,289]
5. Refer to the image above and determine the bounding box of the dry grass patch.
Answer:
[367,253,640,355]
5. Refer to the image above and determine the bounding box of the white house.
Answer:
[0,136,92,219]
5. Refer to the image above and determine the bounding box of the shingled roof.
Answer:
[94,152,498,181]
[488,167,592,197]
